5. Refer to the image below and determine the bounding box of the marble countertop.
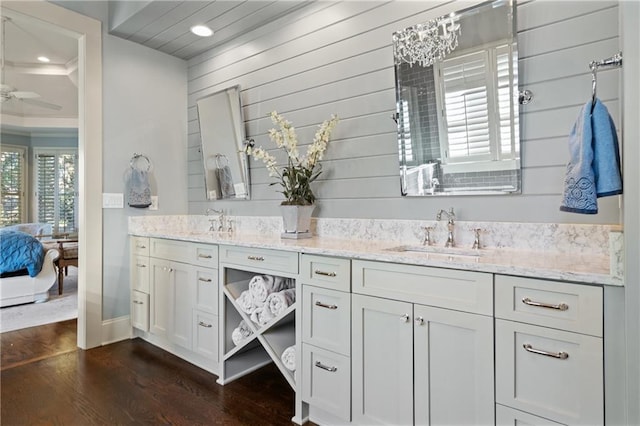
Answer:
[130,229,620,286]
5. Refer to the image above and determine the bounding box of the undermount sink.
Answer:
[388,245,484,257]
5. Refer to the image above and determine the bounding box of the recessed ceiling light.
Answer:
[37,56,50,63]
[190,25,213,37]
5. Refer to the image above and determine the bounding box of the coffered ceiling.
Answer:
[1,6,78,133]
[0,1,312,133]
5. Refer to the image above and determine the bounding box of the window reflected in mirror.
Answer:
[196,85,251,200]
[394,0,520,196]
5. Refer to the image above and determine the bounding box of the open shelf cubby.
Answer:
[220,267,298,389]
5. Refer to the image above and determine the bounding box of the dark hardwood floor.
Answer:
[1,320,297,425]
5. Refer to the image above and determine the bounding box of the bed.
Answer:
[0,229,60,308]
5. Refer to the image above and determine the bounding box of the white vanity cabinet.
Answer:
[300,254,352,424]
[495,275,604,425]
[351,260,495,426]
[131,237,219,374]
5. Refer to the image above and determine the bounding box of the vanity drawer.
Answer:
[302,343,351,422]
[194,267,218,315]
[150,238,218,267]
[352,260,493,315]
[131,236,149,256]
[131,255,150,293]
[495,275,603,337]
[131,290,150,331]
[219,245,298,275]
[302,285,351,356]
[300,254,350,292]
[495,319,603,425]
[192,243,218,268]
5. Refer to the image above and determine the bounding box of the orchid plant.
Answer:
[246,111,339,206]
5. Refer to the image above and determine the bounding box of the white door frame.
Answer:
[2,1,103,349]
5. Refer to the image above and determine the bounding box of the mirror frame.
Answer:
[394,0,521,197]
[196,85,251,201]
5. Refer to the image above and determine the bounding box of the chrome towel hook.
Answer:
[589,51,622,109]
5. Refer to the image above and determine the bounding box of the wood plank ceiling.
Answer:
[109,1,312,60]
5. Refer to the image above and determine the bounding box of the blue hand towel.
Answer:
[560,98,622,214]
[592,99,622,197]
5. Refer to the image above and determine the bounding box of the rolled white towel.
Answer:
[249,275,292,303]
[267,288,296,316]
[281,345,296,371]
[231,320,253,346]
[236,290,257,314]
[250,304,275,326]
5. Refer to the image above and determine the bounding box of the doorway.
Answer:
[1,1,103,349]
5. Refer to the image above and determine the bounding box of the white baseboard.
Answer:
[101,315,131,345]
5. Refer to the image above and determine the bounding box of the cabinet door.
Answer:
[168,261,194,350]
[414,304,494,426]
[150,258,172,337]
[352,294,413,425]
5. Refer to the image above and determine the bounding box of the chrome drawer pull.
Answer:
[136,244,146,249]
[198,277,212,283]
[523,343,569,360]
[133,300,144,305]
[198,254,212,259]
[522,297,569,311]
[400,314,410,323]
[314,270,337,277]
[136,263,147,268]
[163,267,174,273]
[415,316,425,326]
[315,301,338,310]
[315,361,337,372]
[247,255,265,261]
[198,321,212,328]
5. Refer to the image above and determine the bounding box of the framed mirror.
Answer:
[393,0,520,196]
[196,85,250,200]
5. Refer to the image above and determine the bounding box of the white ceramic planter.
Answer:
[281,204,315,239]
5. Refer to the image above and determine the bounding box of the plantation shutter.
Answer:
[0,146,26,225]
[37,153,57,225]
[57,153,77,233]
[496,44,518,158]
[440,50,492,162]
[35,150,77,234]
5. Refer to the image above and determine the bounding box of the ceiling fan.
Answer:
[0,16,62,111]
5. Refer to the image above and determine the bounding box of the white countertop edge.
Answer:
[130,231,621,287]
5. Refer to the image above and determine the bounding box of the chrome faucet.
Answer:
[206,208,225,232]
[436,207,456,247]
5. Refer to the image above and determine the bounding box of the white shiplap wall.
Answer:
[186,0,622,225]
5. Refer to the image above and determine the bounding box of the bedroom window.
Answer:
[33,148,78,235]
[434,43,517,166]
[0,145,27,225]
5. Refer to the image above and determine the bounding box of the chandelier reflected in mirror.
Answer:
[392,13,461,67]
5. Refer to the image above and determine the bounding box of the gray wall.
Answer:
[186,0,622,225]
[52,0,189,320]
